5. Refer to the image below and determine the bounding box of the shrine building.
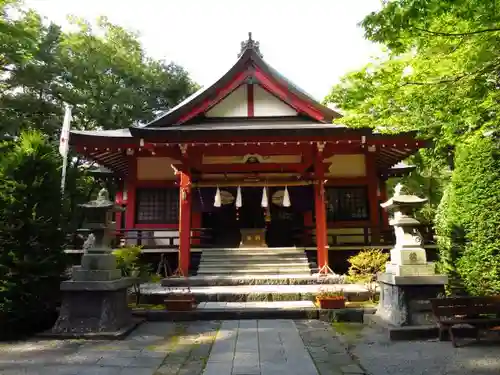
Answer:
[70,34,425,276]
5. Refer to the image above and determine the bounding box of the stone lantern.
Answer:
[380,185,434,277]
[49,188,138,338]
[375,184,448,335]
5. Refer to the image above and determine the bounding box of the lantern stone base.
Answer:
[72,266,122,281]
[385,263,436,277]
[376,273,448,326]
[368,272,448,340]
[46,278,139,339]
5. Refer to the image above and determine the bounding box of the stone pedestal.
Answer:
[376,273,447,326]
[372,185,448,340]
[44,188,140,339]
[51,278,135,336]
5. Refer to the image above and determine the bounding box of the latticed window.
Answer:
[325,186,369,221]
[135,188,179,224]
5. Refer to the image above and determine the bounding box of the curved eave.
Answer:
[69,128,136,148]
[69,129,134,177]
[130,122,372,141]
[81,149,129,177]
[386,163,416,177]
[141,48,341,128]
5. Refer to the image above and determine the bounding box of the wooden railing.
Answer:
[66,224,435,251]
[115,228,213,248]
[299,224,435,247]
[66,227,214,251]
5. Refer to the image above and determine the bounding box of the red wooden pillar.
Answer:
[178,171,192,275]
[124,156,137,230]
[114,187,123,231]
[314,146,328,272]
[365,152,381,242]
[379,177,389,228]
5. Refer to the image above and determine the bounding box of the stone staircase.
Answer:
[196,247,314,276]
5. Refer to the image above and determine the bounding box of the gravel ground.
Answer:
[347,324,500,375]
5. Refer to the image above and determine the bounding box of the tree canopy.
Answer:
[1,0,198,138]
[325,0,500,154]
[325,0,500,295]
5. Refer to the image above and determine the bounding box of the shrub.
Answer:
[0,131,68,337]
[347,249,389,300]
[450,134,500,295]
[113,245,144,277]
[113,245,149,305]
[434,184,466,294]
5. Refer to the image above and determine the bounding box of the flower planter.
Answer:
[164,294,196,311]
[316,297,346,309]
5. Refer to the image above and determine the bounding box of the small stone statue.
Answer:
[97,187,110,202]
[394,183,404,196]
[411,228,424,246]
[82,233,95,253]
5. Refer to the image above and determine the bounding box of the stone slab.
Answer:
[377,273,448,285]
[133,308,319,322]
[161,274,346,287]
[147,283,362,296]
[389,248,428,265]
[385,263,436,277]
[295,319,368,375]
[81,253,117,270]
[200,301,316,309]
[38,319,143,340]
[61,277,134,291]
[201,320,321,375]
[367,314,479,341]
[376,276,446,327]
[51,286,134,334]
[72,268,122,281]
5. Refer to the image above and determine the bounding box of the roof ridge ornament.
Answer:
[238,32,263,58]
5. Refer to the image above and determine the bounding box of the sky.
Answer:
[24,0,382,101]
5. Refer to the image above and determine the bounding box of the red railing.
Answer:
[66,225,435,251]
[66,227,213,251]
[299,224,435,247]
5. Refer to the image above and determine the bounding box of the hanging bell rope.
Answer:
[261,186,268,208]
[214,186,222,207]
[283,185,291,207]
[236,185,242,208]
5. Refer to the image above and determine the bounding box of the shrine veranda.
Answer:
[68,34,434,281]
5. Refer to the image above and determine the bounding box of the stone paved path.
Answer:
[296,320,367,375]
[198,301,316,309]
[203,320,318,375]
[0,320,365,375]
[202,320,366,375]
[0,321,220,375]
[350,324,500,375]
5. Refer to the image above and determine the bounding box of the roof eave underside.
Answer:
[69,127,426,177]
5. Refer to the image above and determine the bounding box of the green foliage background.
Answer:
[325,0,500,295]
[0,0,198,336]
[0,131,68,336]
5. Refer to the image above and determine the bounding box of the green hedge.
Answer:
[0,131,68,337]
[436,133,500,295]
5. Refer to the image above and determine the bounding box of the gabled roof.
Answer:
[136,33,341,128]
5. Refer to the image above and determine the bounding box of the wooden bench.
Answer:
[429,296,500,347]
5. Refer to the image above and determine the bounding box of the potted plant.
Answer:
[316,290,346,309]
[164,279,196,311]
